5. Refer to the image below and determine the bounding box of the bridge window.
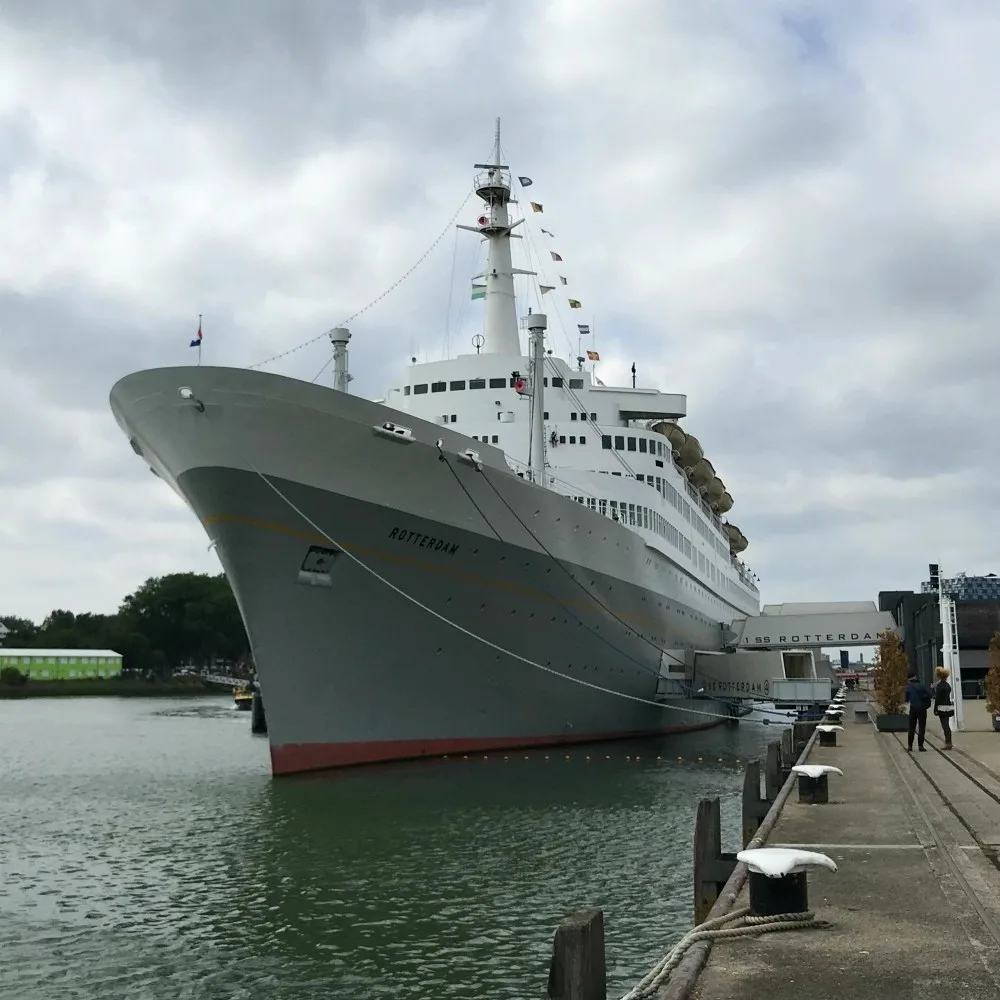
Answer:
[489,377,506,388]
[569,379,584,389]
[469,378,486,389]
[552,377,564,387]
[450,380,466,391]
[403,386,411,396]
[431,381,446,393]
[639,438,648,453]
[414,384,428,394]
[627,437,636,451]
[602,435,612,449]
[570,412,577,421]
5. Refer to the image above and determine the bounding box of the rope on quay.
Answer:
[617,907,827,1000]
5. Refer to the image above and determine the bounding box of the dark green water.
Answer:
[0,697,787,999]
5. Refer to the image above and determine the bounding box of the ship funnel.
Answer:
[329,328,353,394]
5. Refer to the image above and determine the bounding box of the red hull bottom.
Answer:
[270,719,727,776]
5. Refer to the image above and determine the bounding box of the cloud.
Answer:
[1,0,998,633]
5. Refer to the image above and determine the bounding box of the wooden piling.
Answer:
[764,741,782,802]
[547,908,607,1000]
[741,760,769,847]
[251,691,267,735]
[693,797,737,924]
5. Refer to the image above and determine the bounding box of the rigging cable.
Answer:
[246,188,475,372]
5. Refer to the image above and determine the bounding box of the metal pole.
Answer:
[938,568,965,732]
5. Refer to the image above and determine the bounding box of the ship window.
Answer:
[569,436,576,444]
[450,415,457,423]
[581,411,587,420]
[551,377,564,387]
[403,386,411,396]
[579,436,586,445]
[612,471,621,477]
[414,384,428,394]
[627,437,636,451]
[489,377,506,388]
[599,499,607,516]
[614,435,624,449]
[472,435,479,440]
[655,459,664,468]
[602,435,612,449]
[590,413,597,421]
[559,435,566,444]
[543,378,549,387]
[431,381,446,393]
[450,380,466,390]
[469,378,486,389]
[569,379,584,389]
[544,412,549,419]
[637,474,644,483]
[570,412,577,421]
[639,438,648,453]
[491,435,498,443]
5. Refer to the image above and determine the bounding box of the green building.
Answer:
[0,648,123,680]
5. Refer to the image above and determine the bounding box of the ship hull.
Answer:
[111,367,739,775]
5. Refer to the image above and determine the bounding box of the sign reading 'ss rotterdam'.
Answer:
[733,610,898,649]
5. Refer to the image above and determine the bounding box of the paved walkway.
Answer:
[688,707,1000,1000]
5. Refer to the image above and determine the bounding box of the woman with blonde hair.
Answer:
[933,666,955,749]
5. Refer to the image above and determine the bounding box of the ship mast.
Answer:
[457,119,531,356]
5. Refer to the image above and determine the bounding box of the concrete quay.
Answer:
[686,700,1000,1000]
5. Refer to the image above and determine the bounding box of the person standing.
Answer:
[933,666,955,750]
[904,670,933,752]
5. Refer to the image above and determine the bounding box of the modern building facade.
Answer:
[0,648,124,680]
[880,571,1000,695]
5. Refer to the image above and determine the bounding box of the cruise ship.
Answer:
[109,125,762,775]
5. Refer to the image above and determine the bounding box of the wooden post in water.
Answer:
[764,742,781,802]
[793,720,815,754]
[693,797,737,924]
[780,728,794,779]
[741,760,768,847]
[547,909,606,1000]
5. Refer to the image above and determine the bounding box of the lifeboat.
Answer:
[713,492,734,514]
[678,433,703,469]
[704,477,726,503]
[724,523,749,554]
[690,458,716,491]
[651,420,687,457]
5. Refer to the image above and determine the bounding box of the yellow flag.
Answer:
[568,298,582,309]
[530,202,544,213]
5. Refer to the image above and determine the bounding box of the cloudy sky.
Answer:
[1,0,998,627]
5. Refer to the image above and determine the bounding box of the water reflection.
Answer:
[0,698,787,999]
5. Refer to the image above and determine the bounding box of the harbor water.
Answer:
[0,697,789,999]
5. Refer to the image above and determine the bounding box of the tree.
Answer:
[0,616,38,646]
[872,628,909,716]
[1,571,250,676]
[986,632,1000,717]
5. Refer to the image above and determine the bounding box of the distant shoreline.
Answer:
[0,677,228,699]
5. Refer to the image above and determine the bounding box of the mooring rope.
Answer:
[618,906,827,1000]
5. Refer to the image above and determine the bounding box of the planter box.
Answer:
[875,713,909,732]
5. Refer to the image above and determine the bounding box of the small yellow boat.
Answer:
[233,685,254,711]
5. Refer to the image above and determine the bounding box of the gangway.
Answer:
[727,601,898,650]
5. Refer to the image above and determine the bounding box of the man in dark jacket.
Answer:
[904,671,933,752]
